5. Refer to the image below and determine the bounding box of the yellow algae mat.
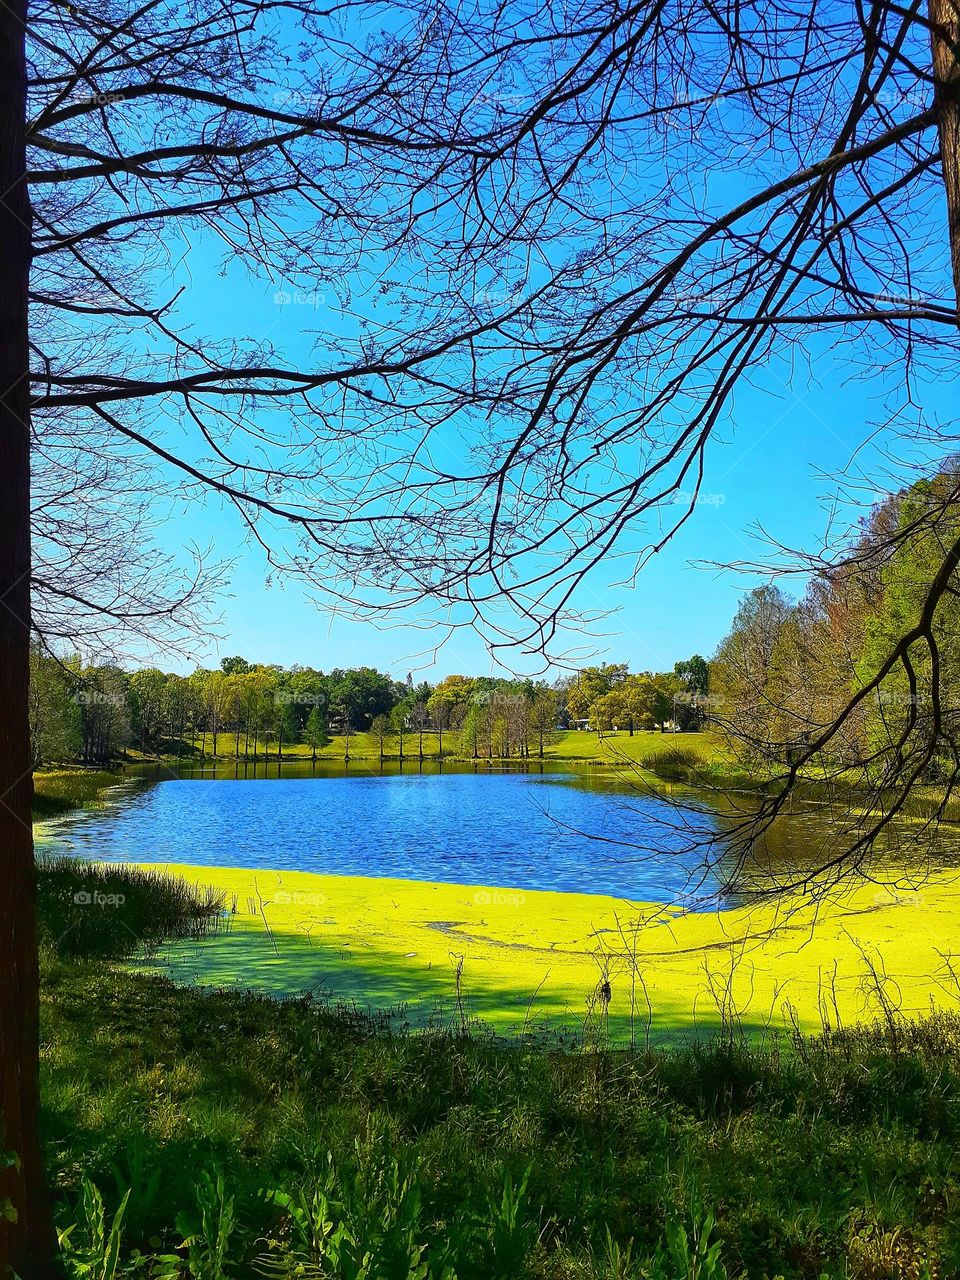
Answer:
[133,862,960,1040]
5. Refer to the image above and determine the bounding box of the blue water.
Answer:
[44,766,730,905]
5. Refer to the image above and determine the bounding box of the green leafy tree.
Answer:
[673,655,710,730]
[304,706,330,764]
[390,699,411,762]
[129,668,167,756]
[563,664,630,724]
[371,713,393,763]
[711,586,795,759]
[857,476,960,780]
[458,703,483,760]
[528,688,559,758]
[274,697,299,762]
[328,668,396,730]
[220,656,251,676]
[28,649,80,766]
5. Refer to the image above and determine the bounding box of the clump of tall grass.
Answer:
[58,1146,735,1280]
[637,744,706,782]
[37,854,226,959]
[32,768,127,819]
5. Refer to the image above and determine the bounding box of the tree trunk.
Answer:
[0,0,59,1271]
[930,0,960,310]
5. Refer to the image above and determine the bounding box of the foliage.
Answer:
[637,745,707,782]
[710,463,960,798]
[257,1133,456,1280]
[32,656,713,765]
[559,665,630,725]
[163,1171,238,1280]
[58,1179,130,1280]
[40,947,960,1280]
[1,1151,19,1229]
[32,767,126,819]
[29,647,82,766]
[589,675,671,735]
[304,707,331,758]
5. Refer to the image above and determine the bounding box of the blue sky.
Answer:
[133,22,953,683]
[156,249,929,681]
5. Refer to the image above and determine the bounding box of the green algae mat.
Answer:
[129,863,960,1041]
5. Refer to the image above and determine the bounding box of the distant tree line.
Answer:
[28,653,711,766]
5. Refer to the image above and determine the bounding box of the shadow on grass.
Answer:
[131,916,784,1046]
[41,948,960,1279]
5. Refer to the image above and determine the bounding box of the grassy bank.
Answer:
[37,854,225,958]
[32,766,129,819]
[41,945,960,1279]
[35,855,960,1277]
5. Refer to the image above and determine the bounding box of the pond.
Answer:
[41,761,749,907]
[42,759,957,908]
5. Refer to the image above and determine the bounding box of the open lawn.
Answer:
[542,729,730,764]
[157,727,730,769]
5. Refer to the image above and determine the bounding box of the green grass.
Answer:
[37,855,226,959]
[542,729,728,765]
[41,950,960,1279]
[161,728,729,768]
[33,767,127,819]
